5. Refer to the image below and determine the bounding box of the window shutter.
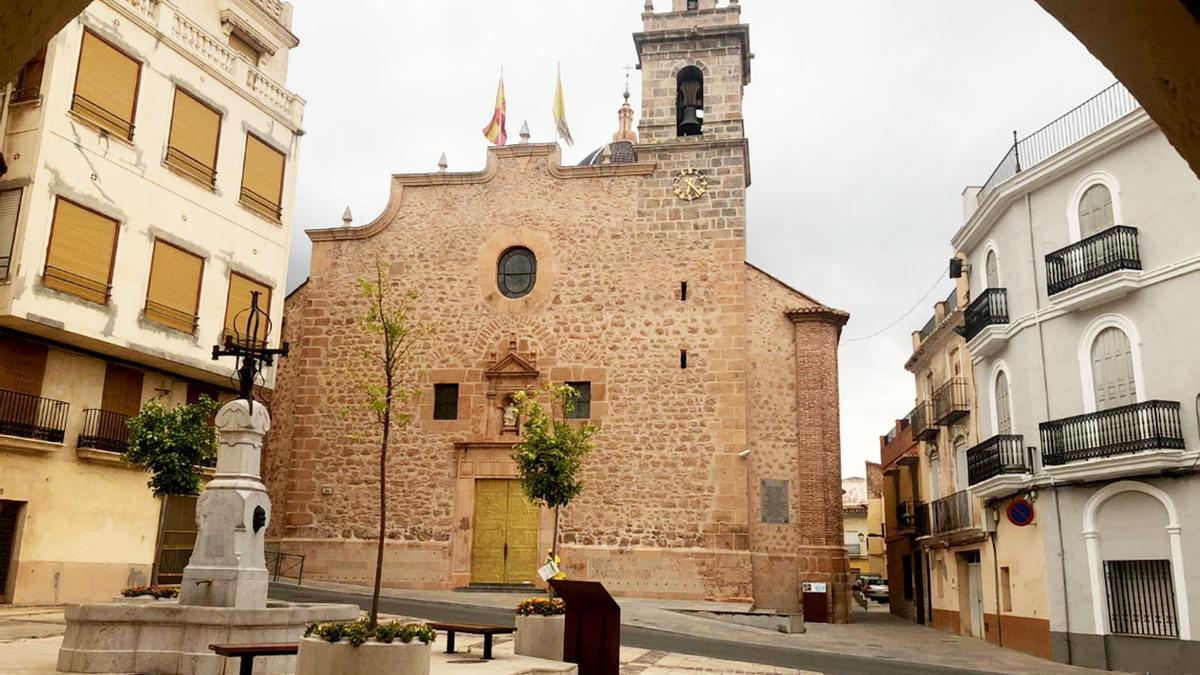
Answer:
[101,363,144,417]
[44,199,119,304]
[167,89,221,186]
[0,189,21,277]
[228,33,259,64]
[223,273,272,345]
[74,31,140,138]
[145,240,204,333]
[240,135,285,220]
[0,336,48,395]
[1079,184,1114,238]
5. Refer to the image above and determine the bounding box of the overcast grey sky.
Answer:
[283,1,1115,477]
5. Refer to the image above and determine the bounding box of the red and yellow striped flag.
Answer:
[482,74,507,146]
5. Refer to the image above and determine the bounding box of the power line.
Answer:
[843,264,950,343]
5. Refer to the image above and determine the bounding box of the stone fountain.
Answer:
[56,400,357,675]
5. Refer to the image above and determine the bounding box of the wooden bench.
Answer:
[209,642,299,675]
[427,621,515,660]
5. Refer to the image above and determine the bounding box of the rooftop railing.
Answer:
[977,82,1139,205]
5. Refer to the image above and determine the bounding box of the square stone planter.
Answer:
[514,614,565,660]
[296,636,431,675]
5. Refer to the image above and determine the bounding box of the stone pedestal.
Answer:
[181,399,272,608]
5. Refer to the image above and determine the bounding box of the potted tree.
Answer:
[510,384,595,659]
[296,261,430,674]
[298,619,436,675]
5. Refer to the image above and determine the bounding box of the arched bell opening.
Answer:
[676,66,704,136]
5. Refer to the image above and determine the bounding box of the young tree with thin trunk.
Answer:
[354,261,425,626]
[510,384,596,587]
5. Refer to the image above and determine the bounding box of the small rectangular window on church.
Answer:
[680,350,688,369]
[681,281,688,301]
[566,382,590,419]
[434,384,458,420]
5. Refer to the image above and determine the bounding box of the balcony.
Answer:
[1040,400,1191,482]
[911,402,937,442]
[77,409,132,454]
[924,490,981,540]
[957,288,1009,357]
[1045,225,1141,309]
[0,389,69,447]
[966,434,1031,500]
[932,378,971,426]
[895,500,920,533]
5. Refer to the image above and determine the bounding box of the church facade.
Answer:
[264,0,851,621]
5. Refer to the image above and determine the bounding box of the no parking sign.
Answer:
[1007,498,1035,526]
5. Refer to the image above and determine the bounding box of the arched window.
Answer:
[985,249,999,289]
[1078,183,1114,238]
[676,66,704,137]
[954,437,969,492]
[928,452,941,501]
[995,370,1012,434]
[497,247,536,298]
[1091,326,1136,410]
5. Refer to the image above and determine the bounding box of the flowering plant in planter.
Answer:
[305,618,436,646]
[516,597,566,616]
[120,585,179,599]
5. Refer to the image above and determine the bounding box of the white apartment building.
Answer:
[955,82,1200,674]
[0,0,302,605]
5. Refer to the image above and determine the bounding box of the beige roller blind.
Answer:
[44,199,118,304]
[73,30,140,139]
[223,273,272,345]
[167,89,221,185]
[145,240,204,333]
[0,189,21,277]
[240,135,285,220]
[228,33,259,65]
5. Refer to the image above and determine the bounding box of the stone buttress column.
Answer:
[788,306,851,623]
[180,399,272,608]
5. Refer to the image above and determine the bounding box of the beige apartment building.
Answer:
[0,0,303,605]
[843,465,885,579]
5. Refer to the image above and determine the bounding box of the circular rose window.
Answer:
[497,247,537,298]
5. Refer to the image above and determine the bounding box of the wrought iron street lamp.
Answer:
[211,290,288,410]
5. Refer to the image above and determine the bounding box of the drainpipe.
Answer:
[990,529,1003,647]
[1026,191,1074,664]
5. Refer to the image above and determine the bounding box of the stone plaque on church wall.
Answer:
[761,479,789,524]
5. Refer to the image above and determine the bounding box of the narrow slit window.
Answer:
[680,350,688,369]
[565,382,591,419]
[680,281,688,301]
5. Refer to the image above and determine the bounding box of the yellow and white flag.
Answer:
[552,64,574,147]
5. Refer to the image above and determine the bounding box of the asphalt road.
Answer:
[269,583,1005,675]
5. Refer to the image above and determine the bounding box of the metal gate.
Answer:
[153,495,198,584]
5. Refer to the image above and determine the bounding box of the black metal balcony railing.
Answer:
[928,490,975,536]
[914,503,931,537]
[966,435,1029,485]
[144,300,199,334]
[895,500,920,532]
[43,265,112,304]
[932,378,971,426]
[1040,400,1185,466]
[239,186,282,222]
[0,389,69,443]
[944,288,959,313]
[1046,225,1141,296]
[957,288,1009,341]
[977,82,1139,205]
[77,409,132,454]
[918,314,936,341]
[911,402,937,442]
[0,255,11,280]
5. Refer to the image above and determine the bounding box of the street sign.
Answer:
[1007,498,1035,527]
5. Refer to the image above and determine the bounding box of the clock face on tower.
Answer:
[673,168,709,201]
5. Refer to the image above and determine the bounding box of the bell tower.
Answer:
[634,0,751,144]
